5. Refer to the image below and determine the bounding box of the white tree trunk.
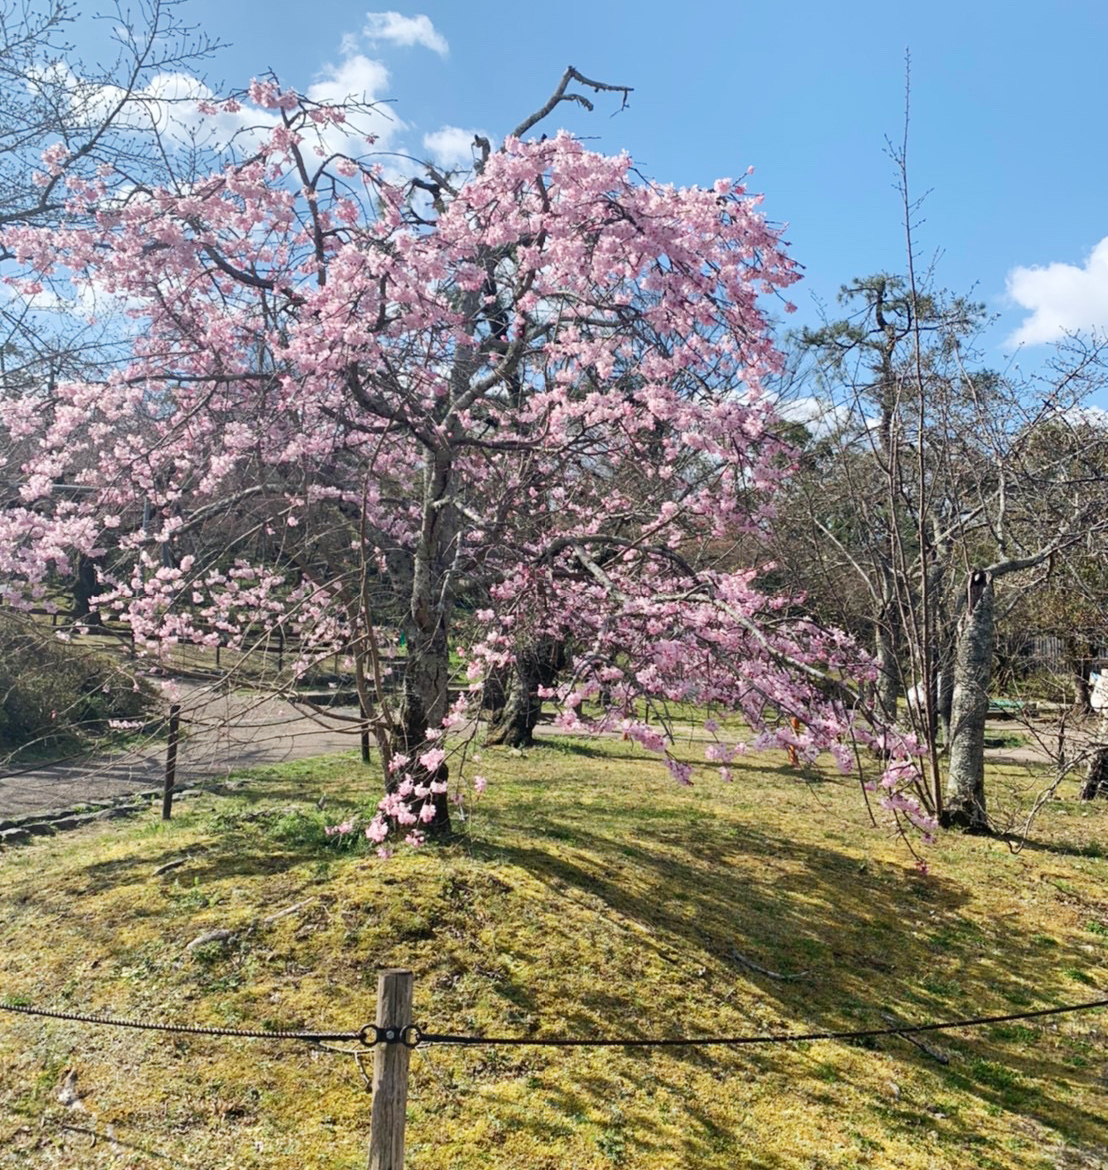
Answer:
[942,570,994,831]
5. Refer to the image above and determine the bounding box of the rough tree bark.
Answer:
[484,638,567,748]
[409,458,458,830]
[395,607,452,833]
[71,554,102,625]
[937,660,955,746]
[874,578,901,723]
[942,569,994,831]
[386,449,458,837]
[1080,735,1108,800]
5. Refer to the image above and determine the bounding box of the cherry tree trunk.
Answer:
[485,638,567,748]
[392,611,451,835]
[942,570,994,832]
[71,554,103,625]
[389,449,457,836]
[398,612,450,746]
[481,669,507,723]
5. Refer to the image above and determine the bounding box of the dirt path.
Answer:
[0,685,365,818]
[0,681,1067,820]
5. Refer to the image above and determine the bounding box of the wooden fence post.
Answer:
[359,697,371,764]
[162,703,181,821]
[368,968,413,1170]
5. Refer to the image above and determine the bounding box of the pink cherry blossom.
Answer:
[0,90,931,853]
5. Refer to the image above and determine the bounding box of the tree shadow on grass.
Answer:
[527,736,614,760]
[995,830,1107,861]
[467,812,1108,1162]
[0,813,346,916]
[5,744,1107,1165]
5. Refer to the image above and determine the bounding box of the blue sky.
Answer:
[82,1,1108,366]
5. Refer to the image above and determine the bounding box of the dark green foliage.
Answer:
[0,612,155,752]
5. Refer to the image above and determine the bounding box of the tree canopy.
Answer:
[0,77,935,849]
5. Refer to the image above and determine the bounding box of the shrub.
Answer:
[0,613,156,754]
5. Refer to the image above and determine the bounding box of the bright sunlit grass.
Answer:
[0,736,1105,1168]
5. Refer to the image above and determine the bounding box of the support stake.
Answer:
[360,697,371,764]
[368,968,413,1170]
[162,703,181,821]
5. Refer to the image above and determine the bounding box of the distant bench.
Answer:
[987,698,1037,719]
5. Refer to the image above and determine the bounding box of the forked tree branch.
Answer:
[509,66,633,140]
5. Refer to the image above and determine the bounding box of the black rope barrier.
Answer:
[4,995,1107,1050]
[413,996,1108,1047]
[0,1002,373,1045]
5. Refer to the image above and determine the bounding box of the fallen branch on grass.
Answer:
[185,929,234,952]
[152,858,189,877]
[730,947,810,981]
[263,898,315,926]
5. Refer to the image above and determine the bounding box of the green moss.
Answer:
[0,738,1106,1168]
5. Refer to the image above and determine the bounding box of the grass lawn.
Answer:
[0,736,1106,1168]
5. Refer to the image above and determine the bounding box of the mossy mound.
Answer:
[0,740,1106,1168]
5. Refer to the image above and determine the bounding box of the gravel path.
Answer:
[0,685,365,817]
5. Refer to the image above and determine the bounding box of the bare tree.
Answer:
[0,0,222,384]
[781,294,1108,833]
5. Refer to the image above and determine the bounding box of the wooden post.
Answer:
[359,697,371,764]
[162,704,181,821]
[368,968,413,1170]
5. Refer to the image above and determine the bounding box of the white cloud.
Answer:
[41,50,406,167]
[1066,404,1108,428]
[31,18,454,169]
[29,60,288,159]
[308,53,405,154]
[309,53,391,106]
[362,12,448,56]
[775,395,857,439]
[422,125,484,169]
[1005,237,1108,347]
[32,61,220,142]
[9,278,134,321]
[23,23,457,209]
